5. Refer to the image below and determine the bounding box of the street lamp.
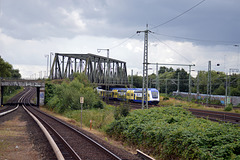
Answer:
[234,44,239,67]
[97,48,110,103]
[50,52,54,76]
[44,55,49,78]
[97,48,110,84]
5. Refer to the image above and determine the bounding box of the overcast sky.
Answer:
[0,0,240,78]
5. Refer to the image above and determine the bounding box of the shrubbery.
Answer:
[114,103,130,120]
[45,73,102,113]
[224,104,233,111]
[106,107,240,159]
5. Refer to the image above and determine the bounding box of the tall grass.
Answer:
[62,105,115,131]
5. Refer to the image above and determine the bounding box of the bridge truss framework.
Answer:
[50,53,129,88]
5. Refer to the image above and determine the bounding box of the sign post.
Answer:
[80,97,84,128]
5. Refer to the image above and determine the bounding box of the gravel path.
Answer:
[0,106,56,160]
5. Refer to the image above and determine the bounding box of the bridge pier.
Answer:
[0,80,45,106]
[37,87,40,107]
[36,87,45,107]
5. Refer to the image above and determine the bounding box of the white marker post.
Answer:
[80,97,84,128]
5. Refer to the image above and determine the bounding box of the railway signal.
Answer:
[80,97,84,128]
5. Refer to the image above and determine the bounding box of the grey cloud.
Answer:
[0,0,240,45]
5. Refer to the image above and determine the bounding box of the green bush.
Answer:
[46,73,102,113]
[106,107,240,159]
[163,97,169,101]
[93,100,104,109]
[114,103,130,120]
[224,104,233,111]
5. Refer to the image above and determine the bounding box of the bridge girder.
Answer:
[50,53,129,87]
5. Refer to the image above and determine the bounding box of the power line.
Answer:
[110,33,138,50]
[153,32,240,45]
[150,0,206,30]
[150,33,192,63]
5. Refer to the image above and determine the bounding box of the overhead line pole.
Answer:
[148,63,195,101]
[137,24,152,109]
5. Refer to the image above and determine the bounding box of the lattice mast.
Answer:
[137,24,151,109]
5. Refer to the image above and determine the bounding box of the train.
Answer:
[97,88,160,105]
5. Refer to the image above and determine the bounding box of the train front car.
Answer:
[131,88,159,105]
[148,88,160,105]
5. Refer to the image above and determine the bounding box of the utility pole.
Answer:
[197,71,200,98]
[156,63,159,91]
[177,72,180,94]
[131,69,133,88]
[188,65,192,101]
[225,73,228,108]
[207,61,211,104]
[137,24,151,109]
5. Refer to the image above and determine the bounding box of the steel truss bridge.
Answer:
[50,53,129,88]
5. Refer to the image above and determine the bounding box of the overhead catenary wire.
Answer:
[153,32,240,45]
[110,33,138,50]
[150,0,206,30]
[150,33,193,63]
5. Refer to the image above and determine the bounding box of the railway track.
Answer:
[16,88,130,160]
[188,108,240,124]
[104,99,240,125]
[0,88,33,116]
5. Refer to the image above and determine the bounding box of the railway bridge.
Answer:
[50,53,129,89]
[0,79,45,107]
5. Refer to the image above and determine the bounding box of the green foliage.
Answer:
[46,73,102,113]
[63,105,115,131]
[212,85,225,95]
[0,57,12,77]
[163,96,169,101]
[114,103,130,120]
[224,104,233,111]
[93,100,104,109]
[230,87,240,96]
[44,82,56,104]
[3,87,23,103]
[0,56,21,100]
[106,107,240,159]
[0,56,21,78]
[128,75,142,88]
[159,67,189,94]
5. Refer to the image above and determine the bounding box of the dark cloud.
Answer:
[0,0,240,45]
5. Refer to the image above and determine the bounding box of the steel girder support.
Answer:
[50,53,128,86]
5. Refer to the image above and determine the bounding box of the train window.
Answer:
[152,91,158,98]
[131,93,133,96]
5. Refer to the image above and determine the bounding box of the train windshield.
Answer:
[151,91,158,98]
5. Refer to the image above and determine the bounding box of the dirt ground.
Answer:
[0,106,144,160]
[0,107,56,160]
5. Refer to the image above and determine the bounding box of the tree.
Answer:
[0,57,12,77]
[128,75,142,88]
[0,57,21,79]
[0,56,22,96]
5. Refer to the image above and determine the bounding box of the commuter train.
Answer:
[97,88,160,105]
